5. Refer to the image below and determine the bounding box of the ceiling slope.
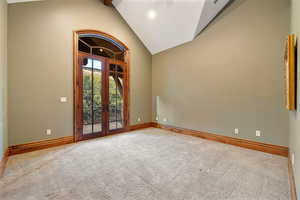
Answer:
[113,0,231,54]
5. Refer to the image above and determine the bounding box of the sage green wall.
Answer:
[152,0,289,146]
[290,0,300,198]
[8,0,152,145]
[0,0,8,159]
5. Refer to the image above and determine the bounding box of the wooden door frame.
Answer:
[73,30,130,142]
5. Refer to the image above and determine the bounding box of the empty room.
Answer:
[0,0,299,199]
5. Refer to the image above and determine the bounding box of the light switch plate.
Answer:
[60,97,67,103]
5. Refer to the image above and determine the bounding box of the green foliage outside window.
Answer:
[83,69,123,126]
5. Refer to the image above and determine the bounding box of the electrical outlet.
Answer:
[163,118,167,122]
[256,130,261,137]
[234,128,239,135]
[46,129,52,135]
[137,117,141,122]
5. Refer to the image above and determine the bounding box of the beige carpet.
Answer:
[0,128,290,200]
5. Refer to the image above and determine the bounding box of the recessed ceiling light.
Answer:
[147,10,156,20]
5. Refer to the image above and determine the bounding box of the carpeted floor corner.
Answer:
[0,128,290,200]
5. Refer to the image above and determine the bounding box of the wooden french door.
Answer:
[75,52,128,141]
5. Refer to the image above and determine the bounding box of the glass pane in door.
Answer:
[82,58,92,134]
[82,58,103,135]
[109,64,124,130]
[92,60,102,133]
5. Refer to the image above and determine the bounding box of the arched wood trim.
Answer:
[73,30,130,142]
[75,30,129,50]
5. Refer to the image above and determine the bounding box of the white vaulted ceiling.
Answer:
[113,0,231,54]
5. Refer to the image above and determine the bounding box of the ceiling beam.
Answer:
[103,0,112,6]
